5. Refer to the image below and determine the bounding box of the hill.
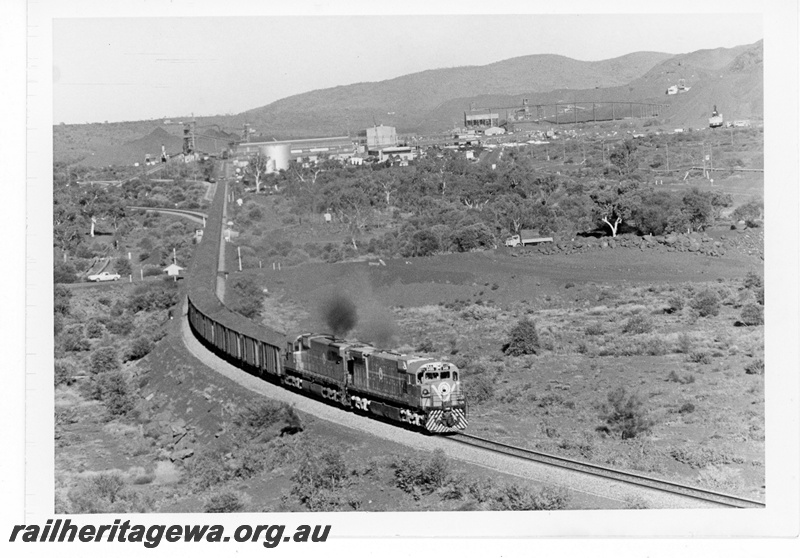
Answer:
[231,51,673,137]
[54,41,762,165]
[418,41,763,132]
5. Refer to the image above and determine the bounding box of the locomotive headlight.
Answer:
[422,388,430,397]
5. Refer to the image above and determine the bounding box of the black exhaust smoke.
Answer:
[320,290,358,338]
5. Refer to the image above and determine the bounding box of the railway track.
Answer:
[449,432,765,508]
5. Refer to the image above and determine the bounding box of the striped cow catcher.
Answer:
[426,408,468,433]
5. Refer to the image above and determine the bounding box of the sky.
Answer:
[53,8,764,124]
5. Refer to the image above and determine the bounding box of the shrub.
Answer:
[504,318,540,356]
[449,223,495,252]
[54,285,72,315]
[676,332,694,354]
[584,323,605,336]
[743,271,763,291]
[234,401,303,438]
[489,483,569,511]
[115,257,132,277]
[688,351,712,365]
[228,275,264,319]
[204,491,246,513]
[678,402,696,414]
[460,304,497,321]
[54,262,78,284]
[104,315,134,335]
[127,283,178,313]
[291,447,351,511]
[739,303,764,326]
[55,360,76,387]
[126,337,154,361]
[467,374,495,405]
[85,319,105,339]
[90,347,120,375]
[744,358,764,376]
[392,449,451,500]
[665,294,684,314]
[638,335,668,356]
[622,314,653,334]
[670,446,740,469]
[600,387,654,439]
[61,331,91,352]
[691,289,720,317]
[732,199,763,226]
[142,265,163,277]
[404,229,440,257]
[94,371,135,416]
[67,472,153,514]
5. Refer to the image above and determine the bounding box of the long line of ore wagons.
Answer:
[185,164,468,433]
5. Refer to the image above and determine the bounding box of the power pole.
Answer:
[666,143,670,173]
[709,142,713,178]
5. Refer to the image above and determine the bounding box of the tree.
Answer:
[289,160,323,185]
[504,318,540,356]
[608,139,641,177]
[327,185,373,250]
[245,152,269,193]
[631,190,682,235]
[671,188,714,233]
[90,347,120,375]
[588,179,642,237]
[732,198,764,226]
[403,229,440,257]
[374,176,398,209]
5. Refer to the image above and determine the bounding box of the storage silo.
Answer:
[261,143,291,173]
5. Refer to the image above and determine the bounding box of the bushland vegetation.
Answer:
[227,130,761,267]
[53,159,210,282]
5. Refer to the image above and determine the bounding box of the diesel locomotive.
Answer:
[187,301,468,434]
[185,165,467,434]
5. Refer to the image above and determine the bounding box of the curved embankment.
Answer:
[177,163,712,509]
[128,206,208,225]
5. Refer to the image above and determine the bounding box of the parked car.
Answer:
[87,271,121,282]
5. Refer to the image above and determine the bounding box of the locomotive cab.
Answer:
[414,362,464,409]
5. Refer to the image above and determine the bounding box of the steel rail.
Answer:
[449,432,765,509]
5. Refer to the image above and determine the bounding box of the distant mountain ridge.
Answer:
[232,51,675,137]
[223,43,760,137]
[54,41,763,165]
